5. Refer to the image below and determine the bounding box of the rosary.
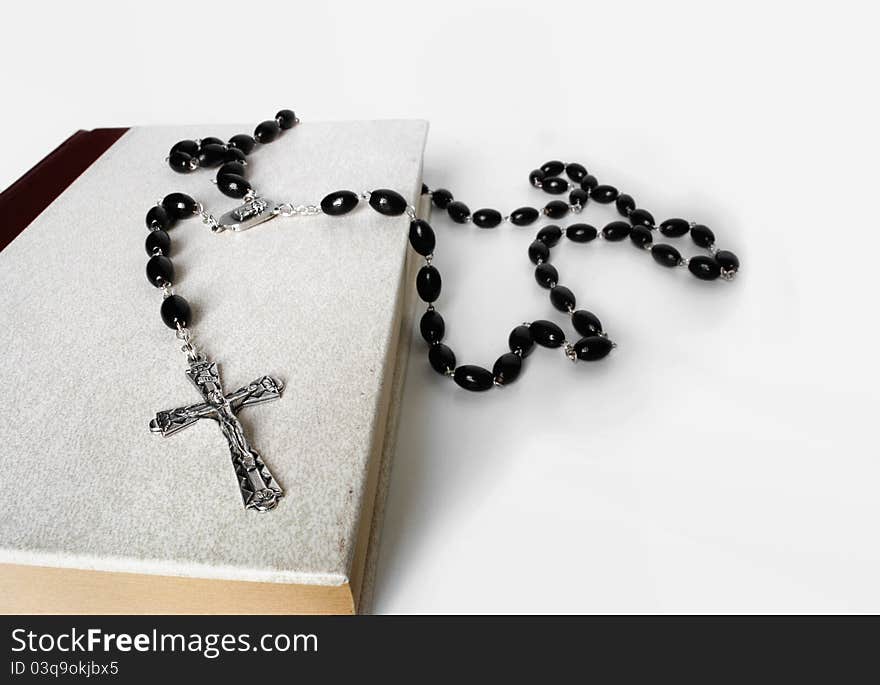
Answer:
[143,109,740,512]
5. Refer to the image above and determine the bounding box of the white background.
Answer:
[3,1,878,613]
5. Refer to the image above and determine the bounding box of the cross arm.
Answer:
[149,401,216,437]
[227,375,284,412]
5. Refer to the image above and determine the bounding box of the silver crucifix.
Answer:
[150,357,285,512]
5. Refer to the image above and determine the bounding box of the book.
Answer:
[0,119,429,614]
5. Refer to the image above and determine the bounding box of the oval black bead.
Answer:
[197,143,227,168]
[161,193,197,220]
[616,193,635,217]
[690,224,715,248]
[254,120,281,143]
[227,134,256,154]
[630,225,653,247]
[492,353,522,386]
[217,174,251,199]
[550,285,576,312]
[447,201,471,224]
[544,200,569,219]
[529,169,545,187]
[368,188,407,216]
[540,160,565,177]
[651,243,682,268]
[200,136,224,148]
[168,150,195,173]
[472,208,502,228]
[224,147,247,164]
[170,139,199,157]
[408,220,435,256]
[530,320,566,348]
[160,294,191,330]
[508,325,535,358]
[591,185,619,204]
[536,224,562,246]
[146,205,174,231]
[574,336,614,361]
[566,223,598,242]
[416,265,442,302]
[688,255,722,280]
[321,190,359,216]
[542,177,569,195]
[572,310,602,337]
[510,207,539,226]
[715,250,740,272]
[275,109,297,129]
[659,218,690,237]
[145,229,171,256]
[453,365,494,392]
[419,309,445,344]
[565,162,588,182]
[534,263,558,288]
[602,221,631,241]
[146,255,174,287]
[580,175,598,191]
[428,343,456,375]
[630,208,655,227]
[218,161,246,179]
[528,240,550,264]
[569,188,589,208]
[431,188,453,209]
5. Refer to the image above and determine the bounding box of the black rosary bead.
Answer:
[629,208,655,227]
[254,120,281,143]
[572,310,602,337]
[630,225,653,247]
[368,188,408,216]
[217,174,251,199]
[536,224,563,246]
[160,294,191,329]
[591,185,619,204]
[145,229,171,256]
[615,193,635,217]
[416,265,442,302]
[565,162,588,182]
[508,325,535,357]
[535,263,558,288]
[574,336,614,361]
[472,208,502,228]
[659,218,690,238]
[419,309,445,344]
[715,250,740,272]
[168,150,196,173]
[602,221,631,241]
[227,134,256,154]
[569,188,589,208]
[197,143,227,168]
[218,161,246,178]
[565,223,598,242]
[453,365,495,392]
[200,137,224,148]
[580,175,598,192]
[408,220,435,256]
[492,353,522,386]
[421,183,430,195]
[428,343,456,375]
[276,109,297,129]
[550,285,576,312]
[431,188,453,209]
[510,207,539,226]
[161,193,197,219]
[447,201,471,224]
[224,147,247,164]
[146,205,175,231]
[690,224,715,248]
[529,169,545,187]
[542,177,570,195]
[651,243,682,268]
[146,255,175,287]
[321,190,360,216]
[544,200,569,219]
[170,140,199,157]
[540,160,565,176]
[529,320,566,348]
[688,255,722,280]
[528,240,550,264]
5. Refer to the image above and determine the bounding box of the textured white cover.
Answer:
[0,120,428,586]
